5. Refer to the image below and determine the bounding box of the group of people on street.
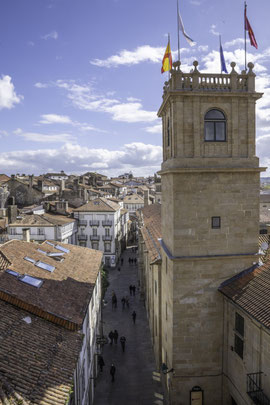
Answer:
[99,248,138,383]
[128,257,137,265]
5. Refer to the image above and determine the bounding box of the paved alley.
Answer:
[93,246,163,405]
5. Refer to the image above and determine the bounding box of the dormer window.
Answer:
[204,109,226,142]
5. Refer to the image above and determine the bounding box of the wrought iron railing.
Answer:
[90,235,100,241]
[247,372,270,405]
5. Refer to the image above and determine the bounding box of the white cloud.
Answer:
[55,80,158,123]
[224,38,245,49]
[27,41,35,47]
[190,0,201,5]
[19,132,75,143]
[42,31,58,40]
[39,114,72,125]
[210,24,220,36]
[35,82,49,88]
[145,123,162,134]
[0,76,23,110]
[90,45,164,68]
[13,128,22,135]
[0,142,162,176]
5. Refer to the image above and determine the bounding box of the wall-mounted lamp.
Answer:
[161,363,175,375]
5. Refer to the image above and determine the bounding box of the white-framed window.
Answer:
[104,242,111,252]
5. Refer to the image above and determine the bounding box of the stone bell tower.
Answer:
[158,60,265,404]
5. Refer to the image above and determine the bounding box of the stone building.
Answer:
[139,60,267,405]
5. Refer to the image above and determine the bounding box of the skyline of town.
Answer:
[0,0,270,176]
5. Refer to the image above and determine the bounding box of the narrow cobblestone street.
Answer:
[93,246,163,405]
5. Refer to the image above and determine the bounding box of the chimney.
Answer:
[60,179,65,193]
[22,228,30,242]
[144,190,149,207]
[7,199,17,223]
[37,180,43,191]
[29,175,34,189]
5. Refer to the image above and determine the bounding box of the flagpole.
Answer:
[244,1,247,71]
[219,35,222,74]
[168,33,170,81]
[177,0,180,62]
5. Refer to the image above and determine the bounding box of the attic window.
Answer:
[35,261,55,272]
[6,269,21,277]
[94,201,100,205]
[24,256,36,264]
[20,275,43,288]
[47,252,65,257]
[55,245,70,254]
[45,241,55,247]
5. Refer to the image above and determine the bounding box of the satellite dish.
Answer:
[261,242,269,250]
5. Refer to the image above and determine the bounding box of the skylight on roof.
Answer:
[24,256,36,264]
[5,269,21,277]
[20,275,43,288]
[94,201,100,205]
[55,245,70,254]
[45,241,55,247]
[37,249,47,255]
[35,261,55,272]
[47,252,65,257]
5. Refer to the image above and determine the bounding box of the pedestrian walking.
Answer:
[128,258,131,265]
[129,285,132,295]
[132,285,136,295]
[134,257,137,265]
[131,258,134,265]
[118,267,121,272]
[98,355,105,372]
[121,296,126,309]
[113,329,119,344]
[121,258,124,265]
[125,296,129,308]
[132,311,137,324]
[110,364,116,382]
[120,336,126,352]
[112,294,117,309]
[109,330,114,345]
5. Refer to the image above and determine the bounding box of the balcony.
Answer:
[102,220,112,227]
[90,220,100,226]
[78,220,87,227]
[78,234,87,241]
[102,235,112,241]
[247,372,270,405]
[90,235,100,241]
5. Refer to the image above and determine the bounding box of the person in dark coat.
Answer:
[132,285,136,296]
[98,355,105,372]
[131,258,134,264]
[132,311,136,324]
[121,296,126,309]
[110,364,116,382]
[134,257,137,265]
[113,329,119,344]
[109,330,114,345]
[112,294,117,309]
[120,336,126,352]
[129,285,132,295]
[125,296,129,308]
[121,258,124,265]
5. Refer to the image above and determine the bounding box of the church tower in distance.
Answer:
[158,61,265,404]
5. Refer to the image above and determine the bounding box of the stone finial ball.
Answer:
[193,61,199,67]
[230,62,236,68]
[247,62,254,69]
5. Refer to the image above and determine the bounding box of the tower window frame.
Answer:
[212,216,221,229]
[204,109,226,142]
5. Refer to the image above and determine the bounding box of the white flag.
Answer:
[178,10,196,47]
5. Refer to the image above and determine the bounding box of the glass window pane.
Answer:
[205,122,215,141]
[215,122,226,141]
[205,109,225,120]
[20,275,43,288]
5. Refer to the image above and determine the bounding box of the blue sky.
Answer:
[0,0,270,176]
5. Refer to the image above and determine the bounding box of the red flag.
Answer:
[245,7,258,49]
[161,40,172,74]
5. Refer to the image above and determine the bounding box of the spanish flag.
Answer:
[245,6,258,49]
[161,40,172,74]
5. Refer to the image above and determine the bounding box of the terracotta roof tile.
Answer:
[140,204,161,264]
[0,240,102,329]
[73,197,119,212]
[0,299,82,405]
[9,213,75,227]
[219,260,270,330]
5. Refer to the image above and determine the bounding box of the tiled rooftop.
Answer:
[0,240,102,329]
[8,213,75,227]
[0,299,82,405]
[73,197,120,212]
[140,204,161,264]
[219,260,270,330]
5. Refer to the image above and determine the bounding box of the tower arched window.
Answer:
[204,109,226,142]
